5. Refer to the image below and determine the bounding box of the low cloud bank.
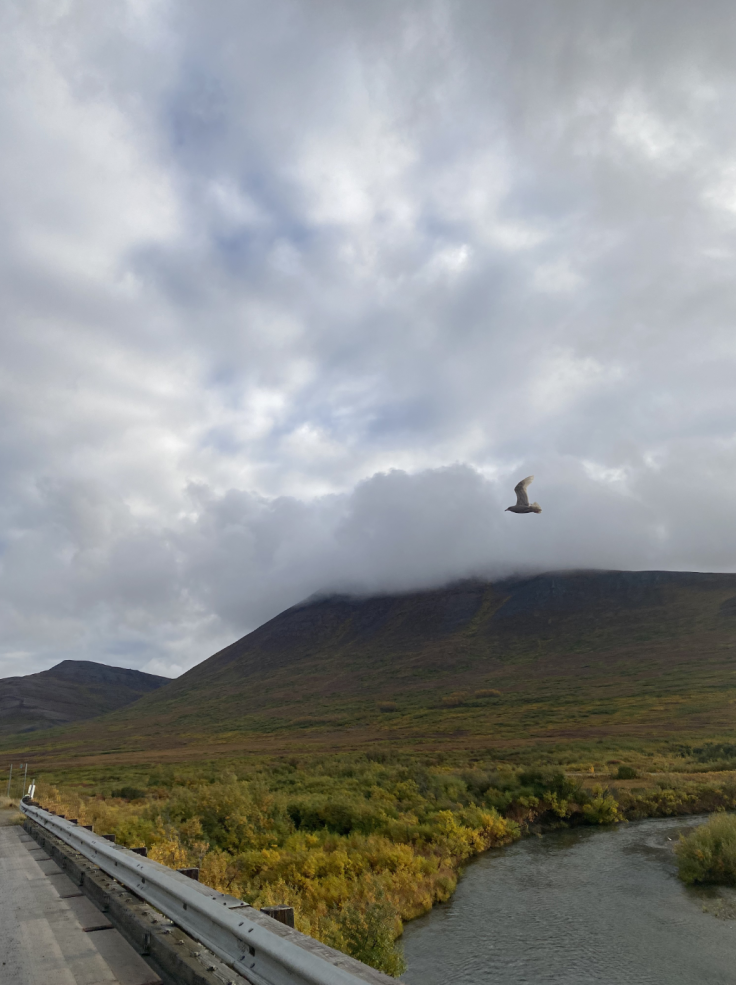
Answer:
[3,454,734,678]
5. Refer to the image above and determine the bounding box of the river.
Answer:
[400,816,736,984]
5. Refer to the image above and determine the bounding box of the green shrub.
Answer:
[676,813,736,885]
[325,894,406,977]
[517,770,582,801]
[147,768,175,788]
[111,786,146,801]
[287,798,386,835]
[616,766,638,780]
[693,743,736,763]
[582,789,623,824]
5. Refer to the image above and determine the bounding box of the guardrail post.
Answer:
[262,906,296,928]
[177,866,200,880]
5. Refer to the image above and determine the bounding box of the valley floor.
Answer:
[23,750,736,977]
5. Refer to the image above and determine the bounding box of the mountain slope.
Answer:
[6,570,736,762]
[0,660,170,735]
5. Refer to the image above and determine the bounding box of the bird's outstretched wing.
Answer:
[514,475,534,507]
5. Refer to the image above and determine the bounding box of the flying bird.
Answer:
[506,475,542,514]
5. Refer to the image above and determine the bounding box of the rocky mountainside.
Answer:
[0,660,170,735]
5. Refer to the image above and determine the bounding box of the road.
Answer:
[0,809,161,985]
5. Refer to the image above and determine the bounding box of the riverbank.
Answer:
[24,755,736,975]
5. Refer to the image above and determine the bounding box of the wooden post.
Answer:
[262,906,295,928]
[177,867,199,881]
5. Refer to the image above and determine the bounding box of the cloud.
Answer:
[3,1,736,676]
[4,455,736,679]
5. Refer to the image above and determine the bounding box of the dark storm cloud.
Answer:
[2,1,736,676]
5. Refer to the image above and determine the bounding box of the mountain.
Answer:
[5,570,736,764]
[0,660,170,736]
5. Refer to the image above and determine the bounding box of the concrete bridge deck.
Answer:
[0,812,160,985]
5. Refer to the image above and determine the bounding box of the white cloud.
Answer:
[4,1,736,677]
[532,260,583,295]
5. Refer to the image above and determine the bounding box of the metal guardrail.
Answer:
[20,798,393,985]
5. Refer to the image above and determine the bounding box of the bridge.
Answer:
[0,799,393,985]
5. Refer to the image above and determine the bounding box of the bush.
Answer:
[616,766,638,780]
[517,770,582,800]
[693,743,736,763]
[582,789,623,824]
[440,692,469,707]
[325,895,406,977]
[287,798,386,835]
[111,786,146,801]
[676,813,736,885]
[147,768,175,788]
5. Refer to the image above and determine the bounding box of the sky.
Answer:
[4,0,736,678]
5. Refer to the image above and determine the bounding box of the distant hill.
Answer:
[0,660,170,735]
[5,570,736,764]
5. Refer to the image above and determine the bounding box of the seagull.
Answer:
[506,475,542,514]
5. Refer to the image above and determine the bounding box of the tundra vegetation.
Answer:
[31,752,736,976]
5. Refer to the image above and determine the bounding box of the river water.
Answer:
[401,817,736,984]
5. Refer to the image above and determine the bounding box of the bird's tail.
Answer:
[530,502,542,513]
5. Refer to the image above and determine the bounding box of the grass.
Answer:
[0,795,24,825]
